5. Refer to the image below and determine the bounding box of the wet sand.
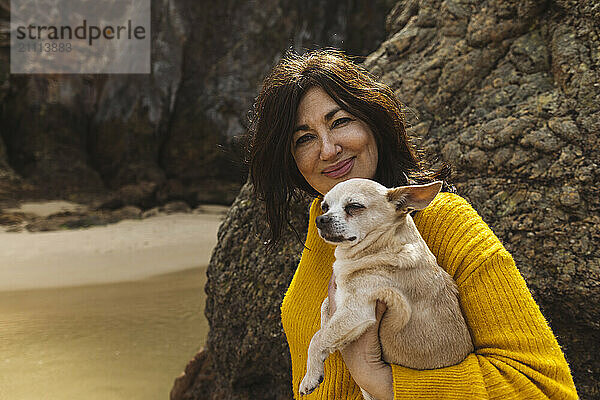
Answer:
[0,267,210,400]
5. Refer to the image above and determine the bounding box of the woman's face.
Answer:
[291,86,378,195]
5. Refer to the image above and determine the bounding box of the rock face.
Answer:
[173,1,599,399]
[0,0,392,209]
[171,183,311,400]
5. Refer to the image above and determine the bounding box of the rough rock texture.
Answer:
[0,199,205,233]
[174,1,599,399]
[172,183,311,400]
[0,0,393,211]
[0,0,34,205]
[0,0,185,205]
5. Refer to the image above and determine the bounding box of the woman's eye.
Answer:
[332,117,352,128]
[295,134,313,146]
[344,203,365,214]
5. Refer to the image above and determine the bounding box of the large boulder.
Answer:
[173,0,599,399]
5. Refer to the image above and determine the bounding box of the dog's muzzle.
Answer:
[316,215,357,243]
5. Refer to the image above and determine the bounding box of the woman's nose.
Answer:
[319,133,342,161]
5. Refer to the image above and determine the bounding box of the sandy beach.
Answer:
[0,201,227,291]
[0,200,227,399]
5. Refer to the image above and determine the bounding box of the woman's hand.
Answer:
[327,273,394,400]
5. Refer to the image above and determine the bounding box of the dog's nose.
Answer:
[316,215,331,229]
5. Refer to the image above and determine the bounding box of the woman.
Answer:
[248,49,577,399]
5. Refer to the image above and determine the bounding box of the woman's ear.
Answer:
[387,181,443,211]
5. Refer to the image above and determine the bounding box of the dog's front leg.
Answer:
[300,307,376,396]
[299,328,327,396]
[298,297,330,395]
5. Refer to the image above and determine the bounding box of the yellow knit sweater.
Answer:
[281,192,577,399]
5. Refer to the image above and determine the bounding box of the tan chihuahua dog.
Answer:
[299,178,474,399]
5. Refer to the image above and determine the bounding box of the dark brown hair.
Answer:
[247,48,452,247]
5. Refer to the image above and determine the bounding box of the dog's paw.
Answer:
[299,373,324,396]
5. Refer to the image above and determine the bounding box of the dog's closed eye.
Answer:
[394,197,407,211]
[344,202,365,216]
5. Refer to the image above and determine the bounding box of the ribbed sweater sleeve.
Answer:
[392,193,577,399]
[280,193,578,399]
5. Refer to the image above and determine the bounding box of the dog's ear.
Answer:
[387,181,443,211]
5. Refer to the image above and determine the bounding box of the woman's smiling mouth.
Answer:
[322,157,355,178]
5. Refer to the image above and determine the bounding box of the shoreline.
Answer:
[0,208,225,292]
